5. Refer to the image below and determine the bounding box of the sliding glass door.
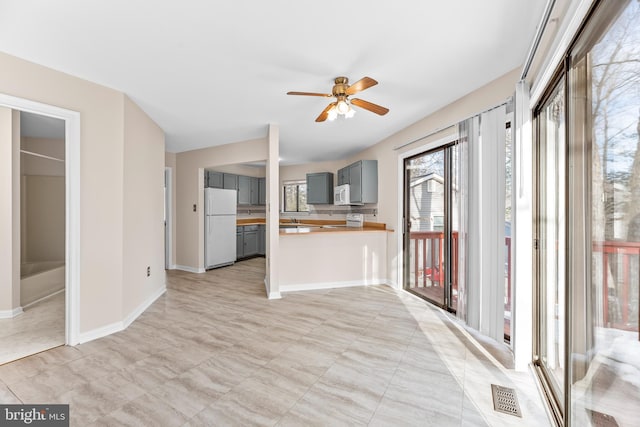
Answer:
[404,145,457,312]
[535,77,566,415]
[534,1,640,425]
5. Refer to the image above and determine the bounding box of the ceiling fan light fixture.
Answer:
[345,107,356,118]
[336,99,350,115]
[287,76,388,122]
[327,107,338,121]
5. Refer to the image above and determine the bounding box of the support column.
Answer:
[266,123,281,299]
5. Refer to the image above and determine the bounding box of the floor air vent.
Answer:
[491,384,522,417]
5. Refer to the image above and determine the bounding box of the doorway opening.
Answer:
[0,93,81,363]
[403,144,459,313]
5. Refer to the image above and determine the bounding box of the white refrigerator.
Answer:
[205,188,237,269]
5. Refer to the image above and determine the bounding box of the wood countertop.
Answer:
[237,217,390,234]
[279,225,387,235]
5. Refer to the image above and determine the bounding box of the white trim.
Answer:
[166,264,177,270]
[396,134,459,289]
[529,0,594,108]
[0,307,24,319]
[0,93,81,346]
[164,167,173,270]
[22,288,65,310]
[175,264,205,274]
[280,279,387,294]
[123,286,166,329]
[77,320,123,344]
[78,285,166,344]
[265,278,281,299]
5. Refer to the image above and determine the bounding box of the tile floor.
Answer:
[0,291,65,365]
[0,258,550,426]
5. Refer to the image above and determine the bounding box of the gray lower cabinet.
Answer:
[238,175,252,205]
[258,225,265,255]
[243,226,258,257]
[306,172,334,204]
[237,224,264,259]
[236,227,243,259]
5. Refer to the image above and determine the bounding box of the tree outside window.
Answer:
[283,182,308,212]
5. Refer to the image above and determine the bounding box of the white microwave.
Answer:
[334,184,350,205]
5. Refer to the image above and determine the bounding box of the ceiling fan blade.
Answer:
[287,91,332,97]
[345,77,378,95]
[316,103,336,122]
[350,98,389,116]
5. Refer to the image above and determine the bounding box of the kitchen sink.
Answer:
[321,224,347,229]
[279,224,321,229]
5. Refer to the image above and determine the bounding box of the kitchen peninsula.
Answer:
[278,219,389,293]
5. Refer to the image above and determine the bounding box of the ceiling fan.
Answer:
[287,76,389,122]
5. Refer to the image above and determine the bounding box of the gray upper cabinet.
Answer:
[238,175,252,205]
[208,171,223,188]
[250,177,260,205]
[258,178,266,205]
[337,167,349,186]
[306,172,334,204]
[337,160,377,204]
[208,170,265,206]
[348,162,363,204]
[223,173,238,190]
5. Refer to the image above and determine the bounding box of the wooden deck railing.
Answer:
[409,231,511,312]
[592,240,640,332]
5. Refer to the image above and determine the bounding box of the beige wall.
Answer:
[175,138,268,270]
[279,231,387,290]
[0,107,21,314]
[208,163,265,177]
[21,137,65,263]
[24,176,65,262]
[123,96,166,316]
[0,51,165,335]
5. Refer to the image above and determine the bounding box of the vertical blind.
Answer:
[457,105,507,342]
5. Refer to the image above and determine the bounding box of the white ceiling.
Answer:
[0,1,545,164]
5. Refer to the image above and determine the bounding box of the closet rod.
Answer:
[20,149,64,163]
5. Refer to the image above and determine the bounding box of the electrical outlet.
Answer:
[193,204,197,212]
[146,266,150,277]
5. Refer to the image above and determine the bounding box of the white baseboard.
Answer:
[268,291,282,299]
[0,306,24,319]
[384,279,400,290]
[77,320,123,344]
[22,288,65,310]
[166,264,177,270]
[123,286,166,329]
[175,264,205,274]
[77,285,166,344]
[280,279,387,294]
